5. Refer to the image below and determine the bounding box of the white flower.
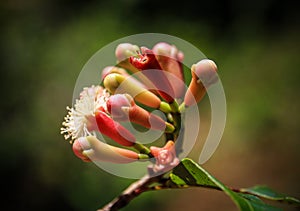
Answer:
[61,85,110,143]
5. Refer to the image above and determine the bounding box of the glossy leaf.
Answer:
[170,157,218,189]
[170,158,289,211]
[240,185,300,205]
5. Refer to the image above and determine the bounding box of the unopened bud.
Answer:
[152,42,185,99]
[115,43,140,62]
[95,108,136,146]
[115,43,141,74]
[192,59,218,87]
[103,73,161,109]
[184,59,218,107]
[107,94,174,132]
[106,94,133,121]
[73,136,139,163]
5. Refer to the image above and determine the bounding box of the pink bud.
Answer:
[115,43,140,62]
[73,136,139,163]
[152,42,185,98]
[106,94,132,121]
[107,94,169,131]
[152,42,184,61]
[184,59,218,107]
[192,59,218,87]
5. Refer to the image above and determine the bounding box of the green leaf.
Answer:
[240,185,300,205]
[170,157,218,189]
[169,158,284,211]
[237,193,281,211]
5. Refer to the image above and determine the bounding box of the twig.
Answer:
[97,174,162,211]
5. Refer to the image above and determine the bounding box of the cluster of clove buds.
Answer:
[61,42,218,173]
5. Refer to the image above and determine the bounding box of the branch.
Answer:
[97,174,162,211]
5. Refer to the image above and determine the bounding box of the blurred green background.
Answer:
[1,0,299,210]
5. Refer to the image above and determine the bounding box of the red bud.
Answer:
[95,108,136,146]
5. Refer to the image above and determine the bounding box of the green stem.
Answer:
[165,122,175,133]
[167,113,174,122]
[138,154,150,160]
[170,100,179,113]
[133,142,153,157]
[178,102,186,113]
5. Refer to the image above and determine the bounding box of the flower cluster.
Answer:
[61,42,218,173]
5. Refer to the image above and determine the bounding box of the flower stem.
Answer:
[170,100,180,113]
[165,122,175,133]
[133,142,153,157]
[178,102,186,113]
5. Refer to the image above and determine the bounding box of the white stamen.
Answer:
[60,85,110,143]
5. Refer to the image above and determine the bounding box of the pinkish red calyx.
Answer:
[150,141,179,172]
[129,47,161,70]
[129,47,175,103]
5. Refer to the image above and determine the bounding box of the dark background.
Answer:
[1,0,299,210]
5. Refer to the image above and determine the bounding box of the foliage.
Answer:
[169,158,300,211]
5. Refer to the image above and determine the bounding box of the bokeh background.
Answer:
[1,0,299,210]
